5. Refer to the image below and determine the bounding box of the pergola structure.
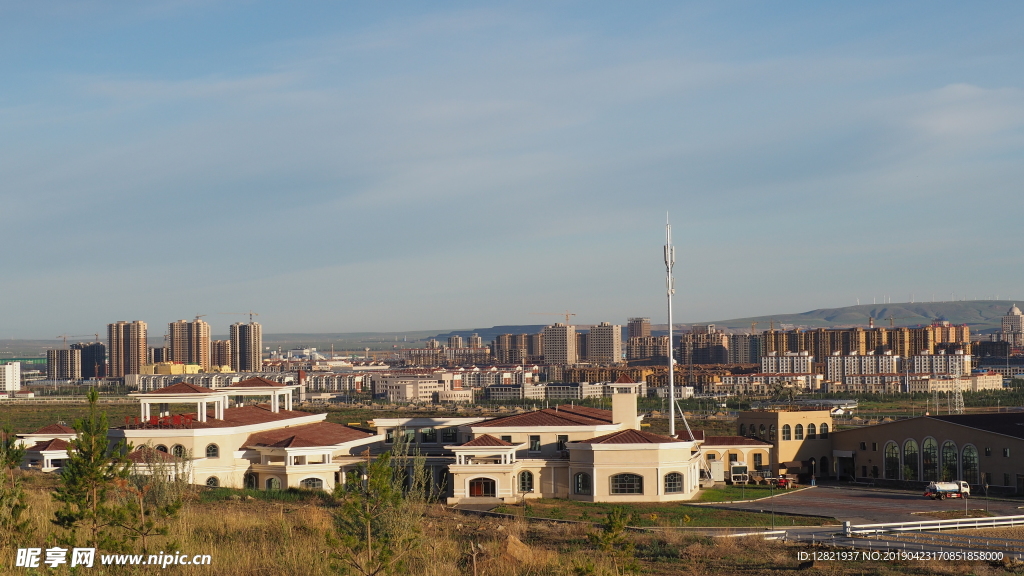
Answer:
[128,378,302,424]
[129,382,228,423]
[226,377,299,412]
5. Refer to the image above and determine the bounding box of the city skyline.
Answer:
[2,3,1023,337]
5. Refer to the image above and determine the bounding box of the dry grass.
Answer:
[1,472,1016,576]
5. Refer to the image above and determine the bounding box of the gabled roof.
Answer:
[127,446,182,463]
[149,382,218,395]
[474,405,613,428]
[613,374,636,384]
[928,413,1024,440]
[28,438,70,452]
[229,376,286,388]
[31,423,76,435]
[460,434,514,447]
[575,429,682,445]
[244,422,371,449]
[702,435,773,446]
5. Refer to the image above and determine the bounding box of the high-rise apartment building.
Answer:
[913,350,972,376]
[0,362,20,392]
[761,324,969,359]
[1000,305,1024,346]
[148,346,170,364]
[825,350,900,381]
[726,333,761,364]
[71,342,106,378]
[47,349,81,380]
[467,333,483,349]
[627,317,651,339]
[542,323,577,365]
[587,322,623,364]
[211,340,232,369]
[108,321,148,377]
[626,336,670,361]
[678,325,729,364]
[447,335,464,349]
[761,351,814,374]
[230,322,263,372]
[169,318,211,370]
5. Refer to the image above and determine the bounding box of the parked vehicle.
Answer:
[924,481,970,499]
[767,476,793,489]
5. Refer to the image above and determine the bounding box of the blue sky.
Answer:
[2,2,1023,338]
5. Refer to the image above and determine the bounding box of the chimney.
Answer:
[611,392,640,430]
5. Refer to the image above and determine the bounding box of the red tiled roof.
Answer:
[229,376,286,388]
[575,429,682,445]
[244,422,371,449]
[31,424,76,435]
[127,446,182,463]
[475,405,613,428]
[28,438,70,452]
[702,436,773,446]
[613,374,636,384]
[678,429,705,441]
[460,434,514,447]
[149,382,218,395]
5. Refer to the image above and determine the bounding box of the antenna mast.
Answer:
[665,215,677,437]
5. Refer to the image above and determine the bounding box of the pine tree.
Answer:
[0,426,32,547]
[51,388,132,552]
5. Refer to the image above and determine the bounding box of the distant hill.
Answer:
[699,300,1015,333]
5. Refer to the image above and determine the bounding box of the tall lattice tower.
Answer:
[951,377,965,415]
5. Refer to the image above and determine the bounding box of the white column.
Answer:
[272,393,279,413]
[285,392,292,411]
[216,399,224,420]
[199,401,207,423]
[141,402,150,420]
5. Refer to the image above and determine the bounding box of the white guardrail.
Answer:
[717,530,787,540]
[849,514,1024,536]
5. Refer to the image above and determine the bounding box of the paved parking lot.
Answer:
[713,486,1024,524]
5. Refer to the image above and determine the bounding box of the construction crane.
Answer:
[56,334,101,347]
[219,311,260,323]
[531,311,576,324]
[750,321,758,334]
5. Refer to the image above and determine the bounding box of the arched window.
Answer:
[740,424,747,436]
[172,444,185,458]
[610,473,643,494]
[962,445,980,485]
[243,472,257,490]
[769,424,777,440]
[518,471,534,493]
[205,444,219,459]
[819,423,829,439]
[266,477,281,490]
[781,424,791,441]
[903,440,919,481]
[922,438,939,481]
[759,424,766,438]
[807,424,816,439]
[794,424,804,440]
[941,441,958,481]
[155,445,168,453]
[205,476,219,487]
[753,453,763,469]
[468,478,496,498]
[664,472,683,493]
[300,477,324,490]
[574,472,592,495]
[884,442,900,479]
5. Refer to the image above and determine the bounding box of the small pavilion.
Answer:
[128,378,301,424]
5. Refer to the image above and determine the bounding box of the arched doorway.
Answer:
[820,456,829,478]
[468,478,496,498]
[243,472,257,490]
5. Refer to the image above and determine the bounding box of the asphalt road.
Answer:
[713,486,1024,524]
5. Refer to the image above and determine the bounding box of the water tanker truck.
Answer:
[923,481,970,499]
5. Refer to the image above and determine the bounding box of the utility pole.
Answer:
[665,215,677,438]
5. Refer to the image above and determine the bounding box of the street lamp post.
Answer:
[770,481,776,530]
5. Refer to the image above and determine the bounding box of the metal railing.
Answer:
[850,514,1024,536]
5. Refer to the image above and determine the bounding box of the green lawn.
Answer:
[697,484,795,502]
[495,498,832,527]
[0,403,142,433]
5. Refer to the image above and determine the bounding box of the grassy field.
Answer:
[0,403,142,433]
[494,498,833,527]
